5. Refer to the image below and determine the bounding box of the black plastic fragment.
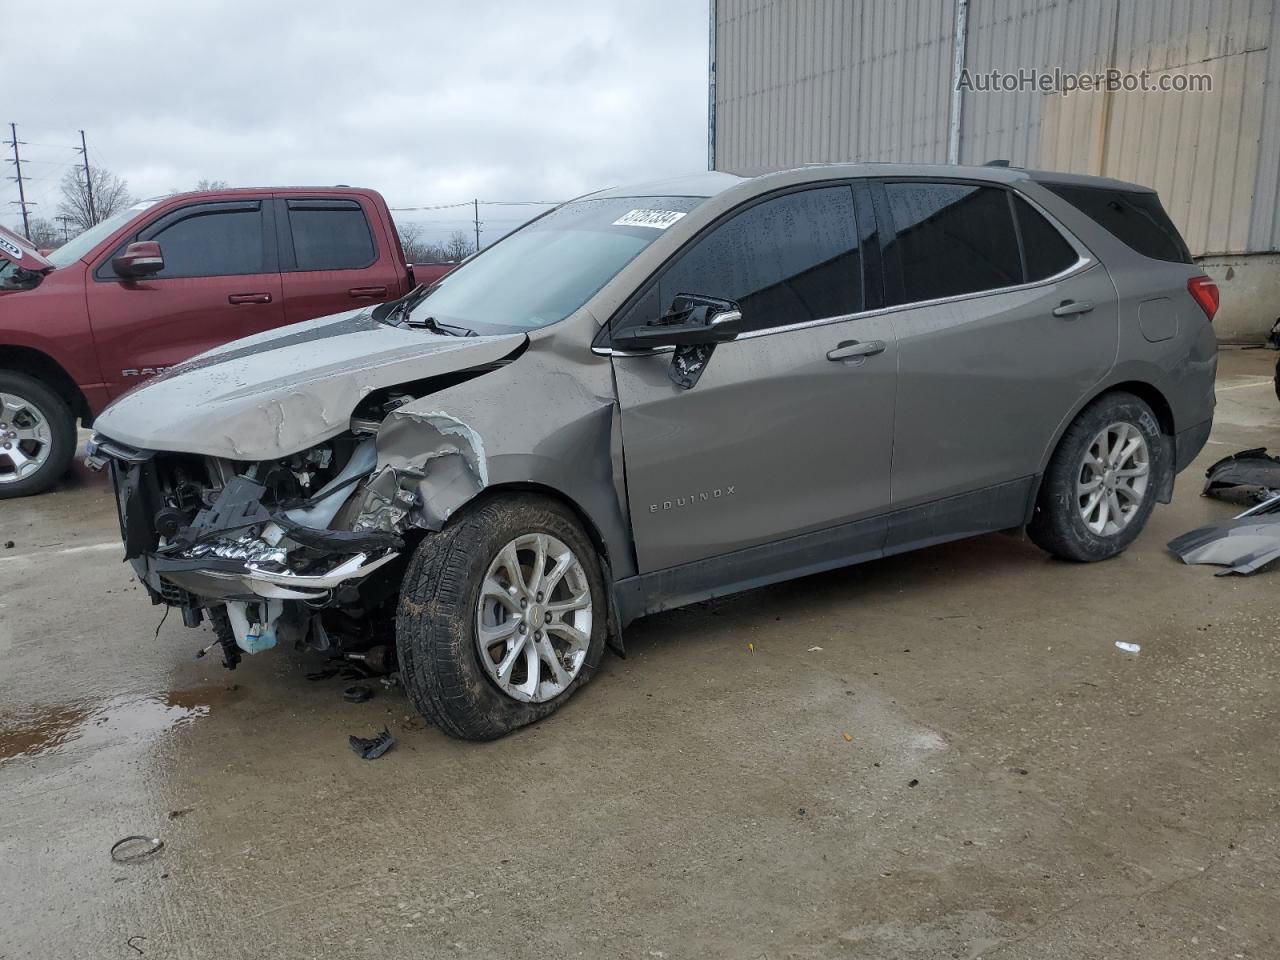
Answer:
[349,727,395,760]
[169,475,272,550]
[1203,447,1280,498]
[343,684,374,703]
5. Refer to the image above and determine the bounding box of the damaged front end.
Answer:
[88,387,492,667]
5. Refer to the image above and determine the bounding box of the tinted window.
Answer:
[147,204,265,278]
[1043,183,1191,263]
[884,183,1021,304]
[655,186,861,333]
[288,200,376,270]
[1014,195,1079,280]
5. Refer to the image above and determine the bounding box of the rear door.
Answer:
[275,196,405,328]
[611,183,898,573]
[86,198,283,397]
[876,179,1117,524]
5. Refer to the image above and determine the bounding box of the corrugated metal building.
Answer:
[709,0,1280,339]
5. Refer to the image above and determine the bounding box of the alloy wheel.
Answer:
[0,392,53,485]
[475,532,593,703]
[1076,421,1150,536]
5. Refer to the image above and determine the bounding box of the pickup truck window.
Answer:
[286,199,377,271]
[46,200,160,269]
[407,195,705,335]
[142,203,266,278]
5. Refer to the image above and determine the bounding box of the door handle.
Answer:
[228,293,272,305]
[1052,299,1094,318]
[348,285,388,299]
[827,339,886,361]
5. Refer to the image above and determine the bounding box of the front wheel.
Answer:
[0,371,77,499]
[1028,392,1168,562]
[396,494,607,740]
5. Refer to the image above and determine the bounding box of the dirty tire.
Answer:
[1028,391,1167,562]
[396,494,607,740]
[0,371,76,500]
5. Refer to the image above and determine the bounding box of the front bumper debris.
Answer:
[1168,492,1280,575]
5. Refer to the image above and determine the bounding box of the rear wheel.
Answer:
[1028,392,1167,562]
[0,371,76,499]
[396,494,607,740]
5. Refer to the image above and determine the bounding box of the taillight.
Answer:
[1188,275,1219,321]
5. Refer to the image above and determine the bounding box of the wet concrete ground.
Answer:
[2,348,1278,959]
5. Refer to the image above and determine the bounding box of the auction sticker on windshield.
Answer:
[612,209,687,229]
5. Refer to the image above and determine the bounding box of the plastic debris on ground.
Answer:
[349,727,395,760]
[110,835,164,863]
[1168,492,1280,575]
[1115,641,1141,654]
[1202,447,1280,501]
[342,684,374,703]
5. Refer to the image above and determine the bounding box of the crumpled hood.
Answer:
[94,309,526,460]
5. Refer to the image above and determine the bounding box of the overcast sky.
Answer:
[4,0,710,244]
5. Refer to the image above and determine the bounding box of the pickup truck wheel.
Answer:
[396,494,607,741]
[0,372,76,499]
[1028,391,1167,562]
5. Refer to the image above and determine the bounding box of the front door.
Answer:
[610,184,898,573]
[86,198,283,397]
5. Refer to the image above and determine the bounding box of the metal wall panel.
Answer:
[713,0,1278,255]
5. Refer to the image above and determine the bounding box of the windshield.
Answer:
[45,199,162,269]
[405,196,705,334]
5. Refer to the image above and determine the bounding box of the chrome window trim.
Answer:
[594,179,1096,356]
[594,254,1095,356]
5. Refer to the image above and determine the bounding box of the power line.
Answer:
[388,198,563,212]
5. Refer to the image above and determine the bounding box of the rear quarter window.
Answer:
[1042,183,1192,264]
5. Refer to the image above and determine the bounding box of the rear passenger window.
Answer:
[883,182,1021,304]
[1042,183,1191,263]
[287,199,376,271]
[656,186,861,333]
[1014,195,1079,280]
[145,203,265,278]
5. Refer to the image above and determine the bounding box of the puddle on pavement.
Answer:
[0,685,241,764]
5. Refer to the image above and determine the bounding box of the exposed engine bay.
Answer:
[87,379,494,670]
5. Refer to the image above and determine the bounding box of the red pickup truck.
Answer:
[0,186,452,498]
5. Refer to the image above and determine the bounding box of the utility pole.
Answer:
[77,129,96,225]
[56,215,75,243]
[473,198,481,253]
[5,122,33,239]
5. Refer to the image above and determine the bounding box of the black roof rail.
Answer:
[983,159,1012,167]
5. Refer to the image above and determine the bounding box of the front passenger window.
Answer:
[655,186,862,333]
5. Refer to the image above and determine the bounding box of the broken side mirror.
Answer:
[611,294,743,351]
[112,241,165,280]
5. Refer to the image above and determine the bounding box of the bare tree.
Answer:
[445,229,475,262]
[194,179,228,191]
[58,166,134,229]
[397,222,434,264]
[24,217,66,250]
[397,222,464,263]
